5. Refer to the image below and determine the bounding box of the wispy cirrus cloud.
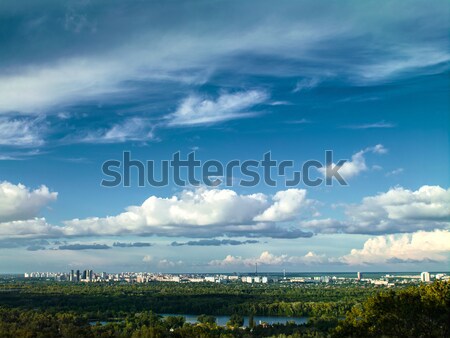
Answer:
[78,117,155,144]
[343,120,396,129]
[292,78,321,93]
[0,117,46,147]
[167,90,268,126]
[286,118,311,124]
[0,0,447,118]
[386,168,404,176]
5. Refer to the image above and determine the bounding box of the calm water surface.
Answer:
[161,314,308,326]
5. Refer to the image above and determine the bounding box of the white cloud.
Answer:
[300,218,347,234]
[304,185,450,235]
[142,255,153,263]
[0,58,125,114]
[209,230,450,268]
[357,47,450,82]
[0,149,43,161]
[0,218,63,239]
[343,121,395,129]
[292,78,320,93]
[158,259,184,268]
[0,117,45,147]
[386,168,404,176]
[80,117,155,143]
[318,144,387,181]
[0,182,57,222]
[340,229,450,265]
[367,144,388,155]
[167,90,268,126]
[254,189,309,222]
[142,255,183,268]
[344,185,450,234]
[209,250,328,267]
[287,118,311,124]
[62,188,312,238]
[1,1,448,117]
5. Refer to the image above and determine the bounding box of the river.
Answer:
[160,314,308,326]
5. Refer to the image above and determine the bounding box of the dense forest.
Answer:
[0,282,376,318]
[0,281,448,337]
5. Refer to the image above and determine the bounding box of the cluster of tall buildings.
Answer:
[69,269,95,282]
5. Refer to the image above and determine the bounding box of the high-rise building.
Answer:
[420,272,431,282]
[76,270,80,282]
[357,272,362,281]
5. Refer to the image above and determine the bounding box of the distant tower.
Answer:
[357,272,362,281]
[255,263,258,275]
[420,272,431,282]
[283,269,286,279]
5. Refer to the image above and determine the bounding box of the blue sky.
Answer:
[0,0,449,273]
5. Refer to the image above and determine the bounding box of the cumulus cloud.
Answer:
[209,250,328,267]
[0,182,57,222]
[254,189,309,222]
[62,187,313,238]
[0,181,62,240]
[304,185,450,235]
[340,230,450,265]
[167,91,268,126]
[318,144,387,181]
[142,255,153,263]
[344,185,450,234]
[158,259,184,268]
[0,218,63,239]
